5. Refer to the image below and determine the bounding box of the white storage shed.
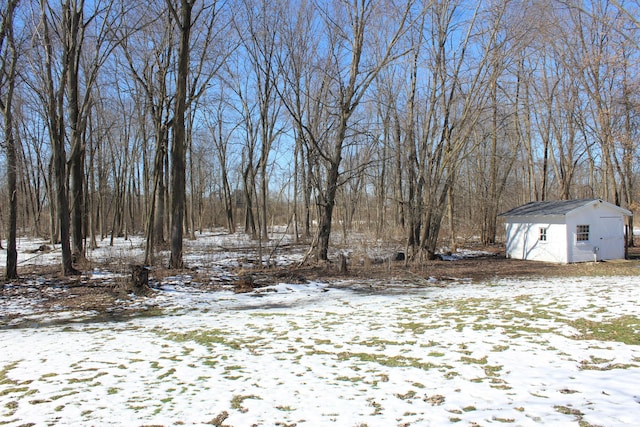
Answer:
[499,199,632,263]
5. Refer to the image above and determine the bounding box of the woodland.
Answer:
[0,0,638,279]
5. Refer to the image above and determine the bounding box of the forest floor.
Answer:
[1,235,639,323]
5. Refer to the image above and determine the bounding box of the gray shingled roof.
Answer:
[498,199,602,217]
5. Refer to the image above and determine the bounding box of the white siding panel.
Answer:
[505,216,566,263]
[596,217,625,260]
[566,210,596,263]
[566,202,626,263]
[567,203,624,262]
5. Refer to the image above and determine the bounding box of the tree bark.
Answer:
[128,264,151,296]
[1,0,20,279]
[316,161,340,261]
[168,0,193,269]
[66,0,86,262]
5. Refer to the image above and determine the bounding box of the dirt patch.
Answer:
[2,246,639,316]
[291,253,640,284]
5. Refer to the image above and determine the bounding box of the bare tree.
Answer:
[283,0,412,263]
[65,0,121,263]
[167,0,230,268]
[165,0,194,269]
[34,0,78,275]
[28,0,120,274]
[204,92,237,234]
[235,0,284,247]
[0,0,21,279]
[120,2,175,264]
[615,39,639,246]
[479,0,537,244]
[276,0,320,241]
[398,1,510,260]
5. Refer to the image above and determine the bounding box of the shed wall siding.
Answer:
[565,204,626,262]
[505,216,567,263]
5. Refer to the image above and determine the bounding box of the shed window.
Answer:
[576,225,590,241]
[539,227,547,241]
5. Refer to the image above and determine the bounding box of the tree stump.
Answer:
[339,253,348,274]
[128,265,151,296]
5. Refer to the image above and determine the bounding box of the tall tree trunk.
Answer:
[40,0,76,275]
[53,132,75,275]
[4,95,18,281]
[47,160,58,244]
[67,2,86,262]
[303,145,312,238]
[168,0,193,269]
[316,161,340,261]
[88,131,98,249]
[221,170,234,234]
[293,134,301,243]
[1,0,19,279]
[242,153,257,238]
[259,164,268,243]
[154,136,167,245]
[188,129,196,239]
[69,135,86,260]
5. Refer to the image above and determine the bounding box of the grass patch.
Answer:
[492,416,515,423]
[397,321,444,334]
[568,316,640,345]
[159,328,246,350]
[368,398,383,415]
[205,410,229,426]
[0,362,19,386]
[395,390,417,400]
[424,394,445,405]
[484,364,503,376]
[336,351,436,370]
[40,372,58,379]
[202,358,218,368]
[50,390,79,400]
[356,338,416,348]
[579,360,637,371]
[68,372,107,384]
[461,355,488,365]
[554,405,585,419]
[335,376,363,382]
[554,404,596,426]
[231,394,261,413]
[157,368,176,380]
[0,386,30,396]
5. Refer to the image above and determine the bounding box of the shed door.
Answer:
[595,216,625,260]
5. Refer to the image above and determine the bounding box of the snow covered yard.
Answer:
[1,274,640,426]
